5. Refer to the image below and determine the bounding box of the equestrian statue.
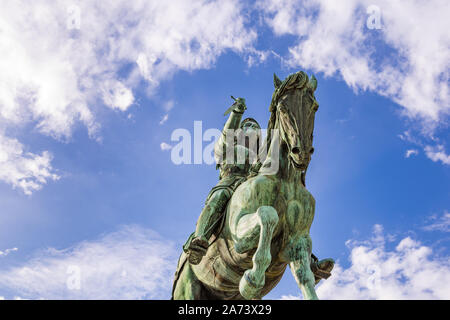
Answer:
[173,71,334,300]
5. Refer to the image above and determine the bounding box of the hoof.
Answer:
[318,258,335,273]
[313,258,335,285]
[239,270,263,300]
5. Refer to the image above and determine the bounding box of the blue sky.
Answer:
[0,0,449,299]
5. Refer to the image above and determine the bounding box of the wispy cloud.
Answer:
[159,114,169,125]
[160,142,172,151]
[424,145,450,165]
[0,247,18,257]
[398,131,424,146]
[163,100,175,112]
[423,212,450,233]
[398,132,449,165]
[281,224,450,300]
[0,225,177,299]
[0,135,59,195]
[405,149,419,158]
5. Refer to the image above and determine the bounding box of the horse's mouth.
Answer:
[292,160,307,170]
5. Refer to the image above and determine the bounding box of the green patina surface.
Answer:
[173,71,334,300]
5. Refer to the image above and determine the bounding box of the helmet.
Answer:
[240,117,261,129]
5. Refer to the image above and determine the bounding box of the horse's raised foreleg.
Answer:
[287,235,318,300]
[234,206,278,299]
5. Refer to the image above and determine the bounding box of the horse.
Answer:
[173,71,331,300]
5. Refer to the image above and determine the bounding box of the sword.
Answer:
[224,96,245,115]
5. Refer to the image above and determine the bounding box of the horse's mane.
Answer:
[248,71,312,179]
[265,71,309,154]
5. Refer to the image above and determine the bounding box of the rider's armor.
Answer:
[183,98,260,265]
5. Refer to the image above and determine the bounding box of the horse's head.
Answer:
[268,71,319,172]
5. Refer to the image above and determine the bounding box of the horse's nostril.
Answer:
[292,147,300,155]
[310,147,314,154]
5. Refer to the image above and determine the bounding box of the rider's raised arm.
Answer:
[214,98,246,166]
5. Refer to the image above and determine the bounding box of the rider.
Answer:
[184,97,261,265]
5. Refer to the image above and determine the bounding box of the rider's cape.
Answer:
[171,173,247,299]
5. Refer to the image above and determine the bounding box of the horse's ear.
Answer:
[273,73,282,89]
[308,74,317,92]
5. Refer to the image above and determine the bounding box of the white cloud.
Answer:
[282,224,450,300]
[0,134,59,195]
[260,0,450,127]
[159,114,169,125]
[0,225,177,299]
[101,80,135,112]
[0,0,256,137]
[160,142,172,151]
[0,247,18,257]
[398,130,424,146]
[405,149,419,158]
[164,101,175,112]
[398,131,450,165]
[424,145,450,165]
[423,212,450,233]
[0,0,257,193]
[279,294,299,300]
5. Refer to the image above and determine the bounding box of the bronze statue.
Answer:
[173,71,334,300]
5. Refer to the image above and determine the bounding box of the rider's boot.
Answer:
[185,189,229,265]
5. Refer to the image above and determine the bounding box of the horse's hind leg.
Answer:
[233,206,278,300]
[286,235,318,300]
